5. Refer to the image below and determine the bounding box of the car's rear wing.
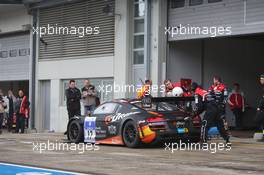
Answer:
[129,96,196,110]
[151,96,195,103]
[129,96,195,104]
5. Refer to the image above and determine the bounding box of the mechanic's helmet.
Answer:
[172,87,184,97]
[166,91,173,97]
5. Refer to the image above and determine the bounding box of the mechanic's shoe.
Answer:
[225,136,231,147]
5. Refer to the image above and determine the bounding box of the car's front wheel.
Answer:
[67,120,83,143]
[122,120,141,148]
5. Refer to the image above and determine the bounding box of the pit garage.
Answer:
[0,81,29,96]
[0,33,30,96]
[167,0,264,128]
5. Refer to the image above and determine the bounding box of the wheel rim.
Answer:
[69,123,79,140]
[124,124,137,144]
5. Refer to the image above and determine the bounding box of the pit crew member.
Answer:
[201,76,230,143]
[255,74,264,139]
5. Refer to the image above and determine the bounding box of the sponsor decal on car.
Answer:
[104,112,139,125]
[138,125,157,143]
[108,125,117,135]
[111,112,139,122]
[96,127,107,138]
[104,115,112,125]
[138,120,146,124]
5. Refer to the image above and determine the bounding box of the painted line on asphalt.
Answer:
[0,162,90,175]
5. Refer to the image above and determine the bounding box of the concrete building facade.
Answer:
[1,0,264,132]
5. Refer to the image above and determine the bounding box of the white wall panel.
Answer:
[168,0,264,40]
[37,55,114,80]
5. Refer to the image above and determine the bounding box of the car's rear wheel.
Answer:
[122,120,141,148]
[67,120,83,143]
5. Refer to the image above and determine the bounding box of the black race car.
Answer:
[67,97,202,148]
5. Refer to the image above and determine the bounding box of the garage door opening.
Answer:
[0,81,29,97]
[167,34,264,128]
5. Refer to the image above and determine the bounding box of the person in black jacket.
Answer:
[7,90,14,132]
[255,74,264,139]
[65,80,81,134]
[66,80,81,119]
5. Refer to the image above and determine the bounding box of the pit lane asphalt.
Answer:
[0,132,263,175]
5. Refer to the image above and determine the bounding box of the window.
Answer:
[0,51,8,58]
[134,19,144,33]
[134,35,144,49]
[62,78,114,105]
[93,103,118,114]
[9,50,17,57]
[171,0,185,8]
[208,0,222,3]
[133,0,145,65]
[189,0,203,6]
[19,49,27,56]
[116,105,129,113]
[116,104,140,113]
[134,0,145,17]
[133,51,144,64]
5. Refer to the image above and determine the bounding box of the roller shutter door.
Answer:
[39,0,115,59]
[0,33,30,81]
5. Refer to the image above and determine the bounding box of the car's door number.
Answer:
[84,117,96,143]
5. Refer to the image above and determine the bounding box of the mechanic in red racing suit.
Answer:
[164,79,192,97]
[200,76,230,143]
[164,79,180,95]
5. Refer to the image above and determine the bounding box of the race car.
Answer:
[67,96,202,148]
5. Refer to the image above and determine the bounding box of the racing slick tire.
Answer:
[122,120,141,148]
[67,119,84,143]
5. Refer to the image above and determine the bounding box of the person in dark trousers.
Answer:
[7,90,14,132]
[65,80,81,135]
[255,74,264,139]
[228,83,245,130]
[0,89,7,135]
[8,90,16,131]
[201,76,230,144]
[15,90,29,134]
